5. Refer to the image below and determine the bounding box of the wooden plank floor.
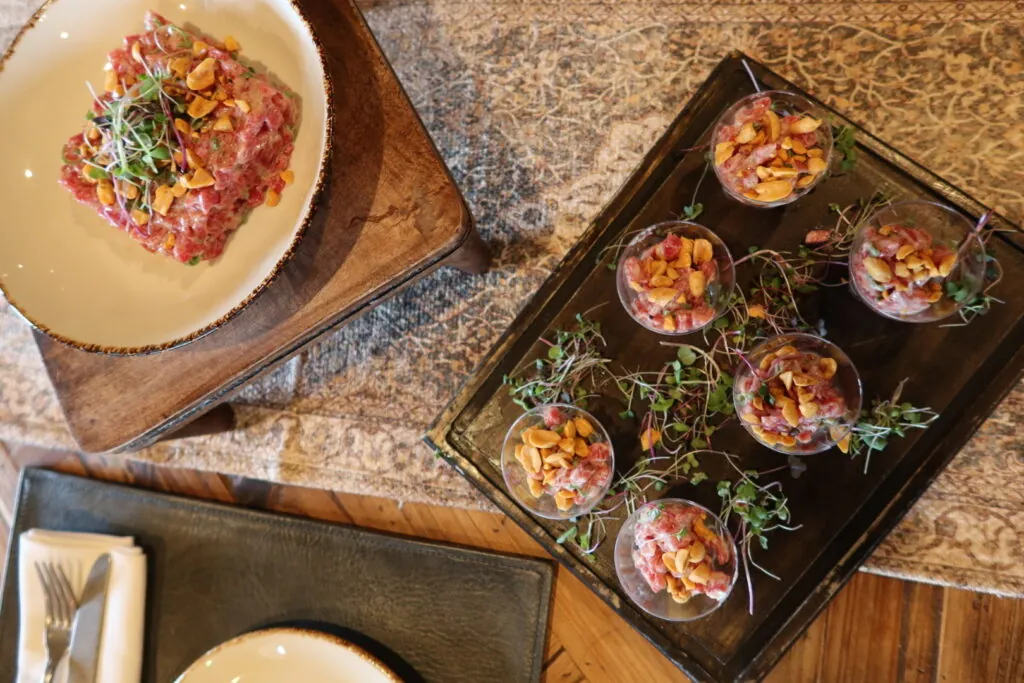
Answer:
[1,443,1022,683]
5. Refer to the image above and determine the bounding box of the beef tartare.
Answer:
[618,224,734,335]
[512,406,613,513]
[630,501,734,605]
[850,222,959,317]
[735,338,858,454]
[712,92,831,205]
[59,12,298,264]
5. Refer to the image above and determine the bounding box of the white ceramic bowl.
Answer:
[175,628,401,683]
[0,0,332,353]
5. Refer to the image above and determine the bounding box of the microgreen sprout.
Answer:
[681,156,710,222]
[503,311,615,409]
[849,379,938,473]
[802,192,892,259]
[505,183,964,613]
[615,343,732,456]
[716,459,800,614]
[832,125,858,173]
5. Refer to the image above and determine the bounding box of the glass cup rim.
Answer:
[614,497,740,621]
[500,402,615,520]
[615,221,737,336]
[731,332,864,455]
[710,89,835,208]
[849,199,986,323]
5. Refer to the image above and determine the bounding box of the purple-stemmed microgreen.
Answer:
[802,192,892,259]
[615,343,733,457]
[716,457,800,615]
[503,312,615,409]
[941,210,1007,327]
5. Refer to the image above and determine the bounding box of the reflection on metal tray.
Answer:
[427,52,1024,683]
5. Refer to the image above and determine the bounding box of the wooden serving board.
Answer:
[427,53,1024,682]
[36,0,487,453]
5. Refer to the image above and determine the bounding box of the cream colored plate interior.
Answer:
[0,0,329,352]
[174,628,401,683]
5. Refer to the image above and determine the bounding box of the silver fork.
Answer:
[35,562,78,683]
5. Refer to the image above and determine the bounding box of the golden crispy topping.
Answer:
[186,57,217,91]
[187,95,218,119]
[183,167,216,189]
[152,185,176,216]
[212,113,234,132]
[96,180,115,206]
[790,116,822,134]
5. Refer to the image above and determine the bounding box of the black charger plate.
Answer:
[0,469,554,683]
[427,52,1024,682]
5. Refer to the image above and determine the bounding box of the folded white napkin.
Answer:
[17,530,147,683]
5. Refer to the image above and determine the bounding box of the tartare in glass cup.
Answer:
[616,222,736,335]
[614,499,738,621]
[501,404,614,520]
[733,333,862,455]
[711,91,834,208]
[849,201,987,323]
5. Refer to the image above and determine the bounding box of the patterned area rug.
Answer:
[1,0,1023,596]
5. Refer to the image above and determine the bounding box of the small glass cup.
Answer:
[615,221,736,336]
[501,404,615,520]
[711,90,834,208]
[733,333,862,455]
[614,499,738,621]
[848,200,987,323]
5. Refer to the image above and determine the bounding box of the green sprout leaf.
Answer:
[676,346,698,366]
[556,526,578,545]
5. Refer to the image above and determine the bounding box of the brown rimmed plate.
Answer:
[0,0,332,354]
[174,628,402,683]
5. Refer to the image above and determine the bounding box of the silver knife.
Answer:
[67,554,112,683]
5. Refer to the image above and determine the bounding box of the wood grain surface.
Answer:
[0,443,1021,683]
[36,0,481,455]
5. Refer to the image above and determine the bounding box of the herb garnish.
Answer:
[504,191,977,615]
[832,124,857,173]
[503,312,614,409]
[848,379,938,472]
[717,462,799,614]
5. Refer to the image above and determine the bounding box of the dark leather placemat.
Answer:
[0,469,554,682]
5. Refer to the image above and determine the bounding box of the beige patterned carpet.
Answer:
[1,0,1023,596]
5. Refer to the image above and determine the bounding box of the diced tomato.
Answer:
[660,233,682,261]
[736,96,771,124]
[623,257,645,286]
[748,143,779,166]
[690,306,715,328]
[587,442,611,463]
[541,406,565,427]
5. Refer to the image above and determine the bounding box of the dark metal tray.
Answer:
[426,53,1024,682]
